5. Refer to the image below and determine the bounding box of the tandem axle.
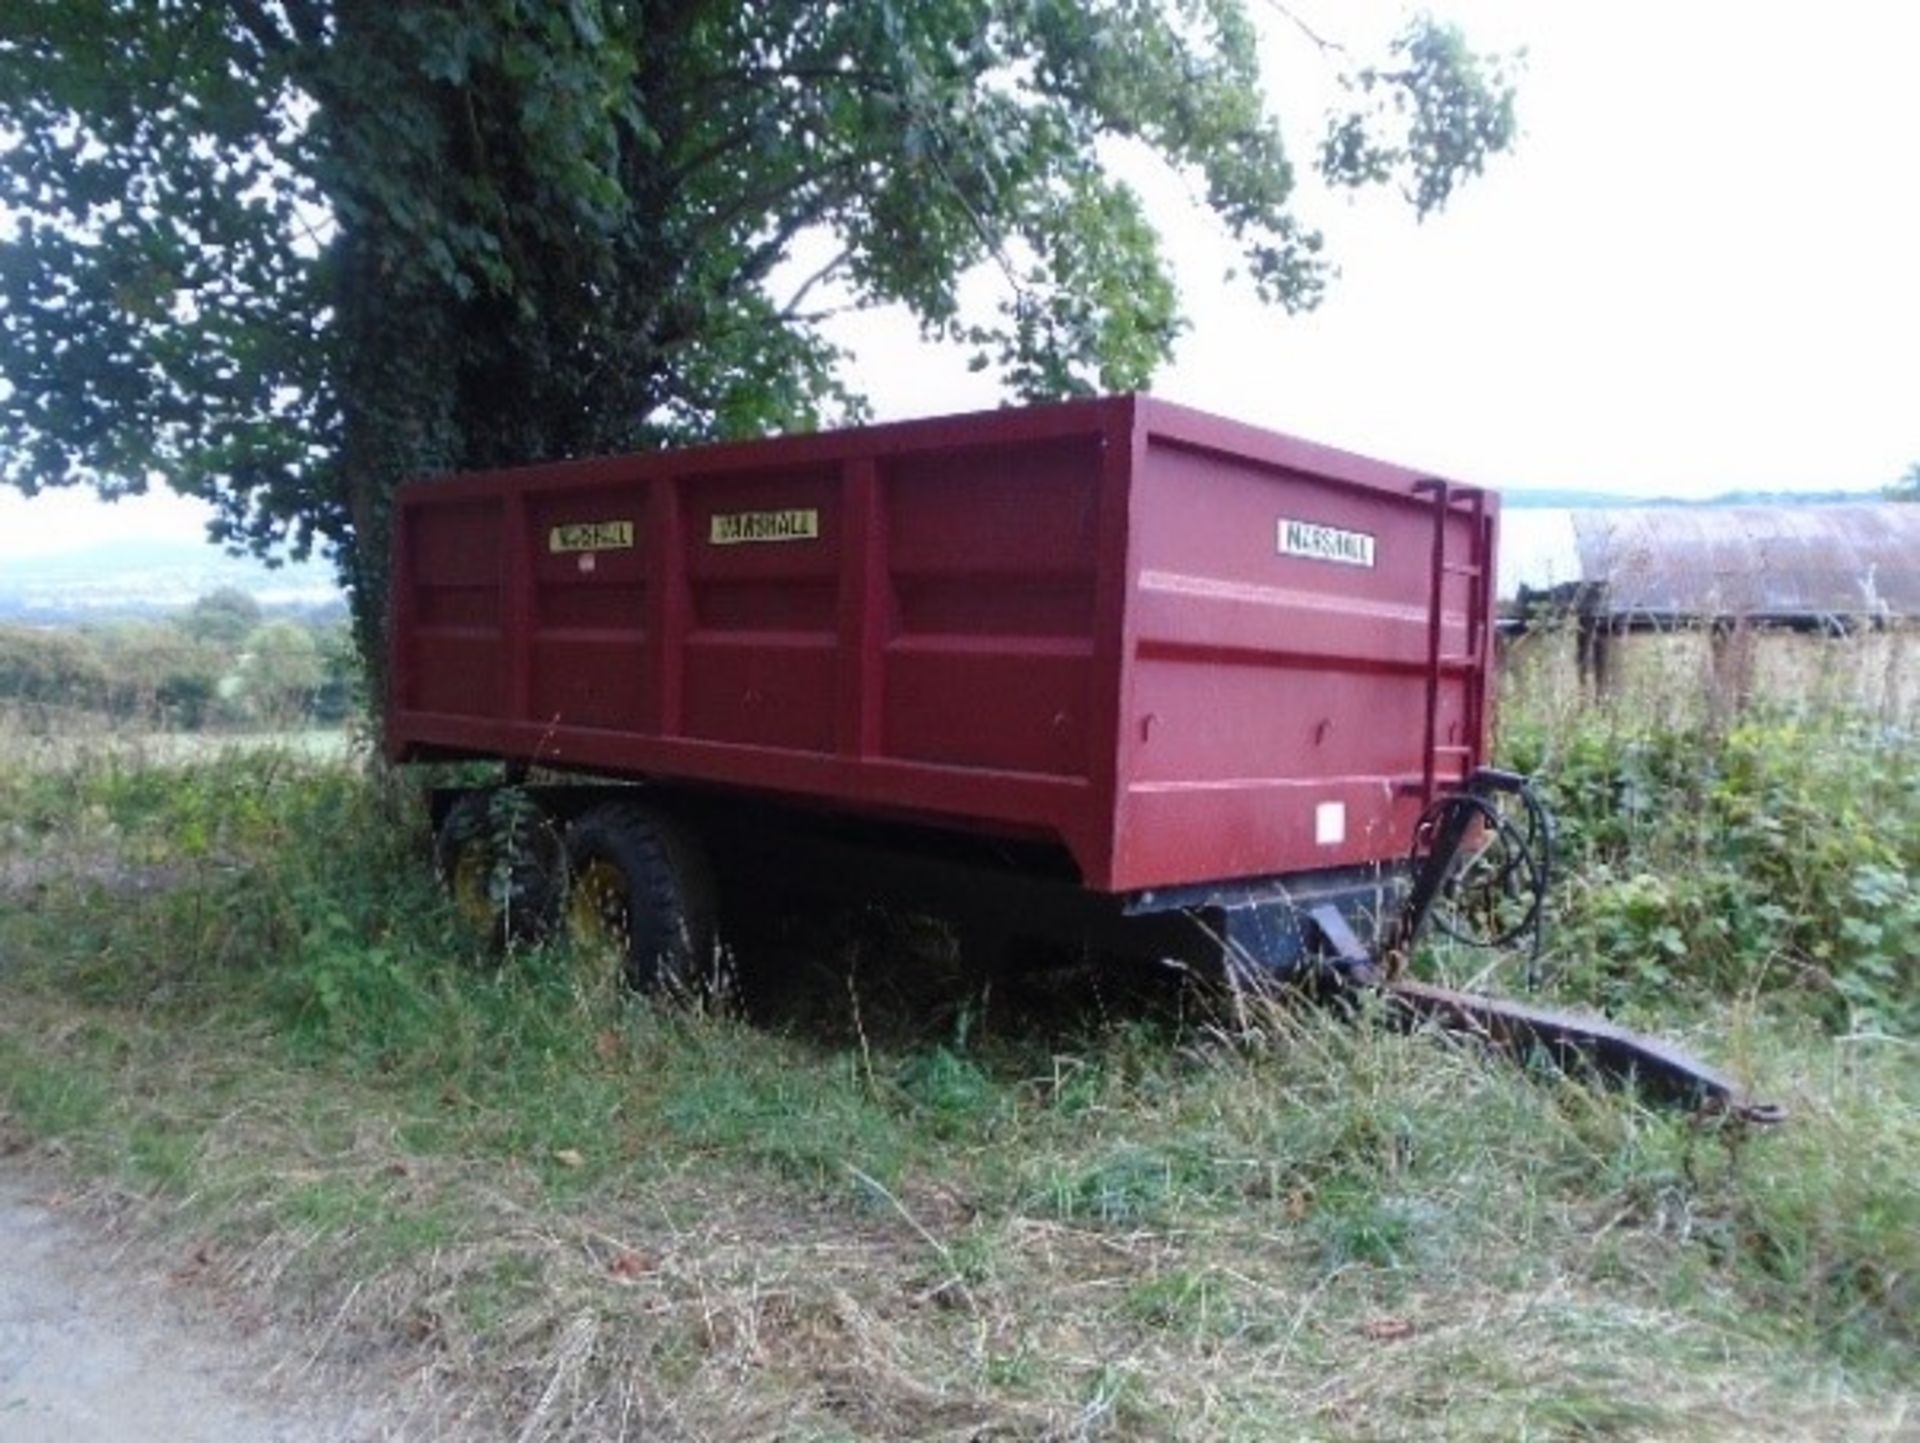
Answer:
[431,766,1784,1124]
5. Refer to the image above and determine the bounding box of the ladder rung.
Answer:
[1418,474,1489,807]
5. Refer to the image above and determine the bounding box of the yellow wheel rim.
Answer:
[450,846,496,930]
[567,858,630,957]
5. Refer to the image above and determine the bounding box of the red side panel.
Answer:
[680,464,843,753]
[1109,400,1495,891]
[396,498,505,718]
[387,399,1130,884]
[881,436,1101,777]
[386,395,1497,894]
[527,475,652,731]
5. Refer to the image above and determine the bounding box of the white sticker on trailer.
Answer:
[1278,518,1376,568]
[1315,801,1347,847]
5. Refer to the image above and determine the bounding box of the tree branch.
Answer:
[1254,0,1348,56]
[778,247,850,321]
[683,152,866,256]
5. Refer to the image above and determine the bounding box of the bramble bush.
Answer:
[1502,708,1919,1032]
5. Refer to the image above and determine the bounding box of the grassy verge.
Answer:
[0,722,1916,1438]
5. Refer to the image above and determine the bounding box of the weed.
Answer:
[0,1042,108,1137]
[659,1044,909,1190]
[1310,1180,1420,1269]
[124,1121,199,1192]
[892,1044,1002,1137]
[1124,1266,1236,1335]
[1038,1142,1223,1226]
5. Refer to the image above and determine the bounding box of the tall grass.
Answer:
[0,644,1916,1437]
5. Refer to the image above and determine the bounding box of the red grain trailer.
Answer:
[386,394,1778,1120]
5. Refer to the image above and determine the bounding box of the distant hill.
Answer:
[3,486,1891,622]
[1502,489,1655,509]
[1503,486,1886,510]
[0,540,342,623]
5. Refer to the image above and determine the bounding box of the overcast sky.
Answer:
[3,0,1916,560]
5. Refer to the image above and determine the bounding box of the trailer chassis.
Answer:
[431,766,1784,1123]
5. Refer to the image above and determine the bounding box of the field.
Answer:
[0,664,1916,1439]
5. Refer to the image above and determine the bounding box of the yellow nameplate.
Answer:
[549,520,635,553]
[709,508,820,545]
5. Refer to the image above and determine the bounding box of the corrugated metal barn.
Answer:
[1499,504,1920,719]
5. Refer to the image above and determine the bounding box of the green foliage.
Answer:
[1123,1267,1236,1335]
[1309,1179,1418,1268]
[181,587,263,646]
[0,597,351,730]
[662,1056,909,1190]
[1725,1077,1920,1355]
[1320,17,1520,216]
[0,1038,109,1137]
[894,1044,1003,1138]
[75,621,225,729]
[1039,1141,1221,1225]
[0,625,111,712]
[235,619,325,723]
[1501,709,1920,1032]
[0,1,1519,673]
[308,619,361,722]
[290,896,435,1046]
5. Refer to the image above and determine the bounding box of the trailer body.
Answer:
[389,396,1788,1122]
[386,394,1495,895]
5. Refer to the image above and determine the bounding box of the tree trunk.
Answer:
[317,3,466,718]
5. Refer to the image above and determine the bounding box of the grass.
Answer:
[1,685,1918,1437]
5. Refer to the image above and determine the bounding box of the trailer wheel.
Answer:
[563,804,717,996]
[435,789,565,946]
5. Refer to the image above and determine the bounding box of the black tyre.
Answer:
[562,803,717,995]
[435,789,565,946]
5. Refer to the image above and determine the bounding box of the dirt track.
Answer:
[0,1174,388,1442]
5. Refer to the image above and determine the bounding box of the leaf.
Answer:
[1360,1316,1416,1342]
[607,1248,655,1281]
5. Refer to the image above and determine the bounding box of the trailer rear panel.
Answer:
[387,395,1495,893]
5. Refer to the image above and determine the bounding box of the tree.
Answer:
[1889,463,1920,502]
[237,619,325,724]
[1,2,1518,683]
[181,586,264,646]
[0,624,111,715]
[89,619,224,727]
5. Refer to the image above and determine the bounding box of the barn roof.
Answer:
[1502,504,1920,622]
